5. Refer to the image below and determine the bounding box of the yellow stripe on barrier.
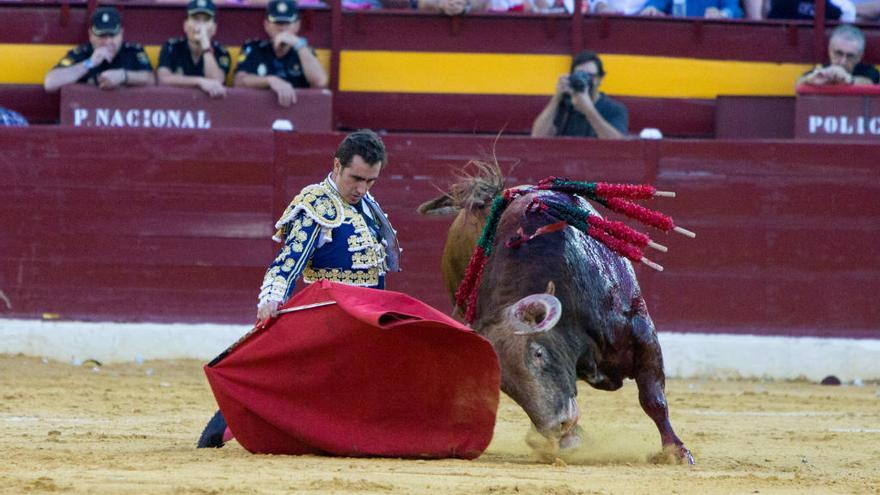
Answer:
[0,44,330,86]
[340,51,809,98]
[2,43,804,98]
[340,51,572,95]
[603,54,807,98]
[0,44,75,84]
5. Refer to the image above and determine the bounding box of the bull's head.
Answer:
[488,282,581,449]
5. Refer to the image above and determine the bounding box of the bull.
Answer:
[419,163,694,464]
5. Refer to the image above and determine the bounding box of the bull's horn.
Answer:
[508,294,562,335]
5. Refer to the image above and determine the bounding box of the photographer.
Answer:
[531,51,628,139]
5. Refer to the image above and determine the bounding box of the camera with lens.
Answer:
[568,70,594,94]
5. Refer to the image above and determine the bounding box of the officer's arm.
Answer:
[295,45,328,89]
[120,47,156,87]
[44,63,92,92]
[234,71,281,89]
[232,46,273,88]
[123,69,155,87]
[156,67,203,87]
[257,212,322,308]
[201,50,226,83]
[44,50,92,92]
[156,44,206,88]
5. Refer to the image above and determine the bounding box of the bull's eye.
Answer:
[529,342,547,367]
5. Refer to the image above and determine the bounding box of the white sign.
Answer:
[71,108,213,129]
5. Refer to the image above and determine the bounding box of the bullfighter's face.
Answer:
[332,154,382,205]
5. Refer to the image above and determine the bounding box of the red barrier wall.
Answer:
[1,128,877,338]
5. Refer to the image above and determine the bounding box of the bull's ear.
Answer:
[545,281,555,296]
[417,195,460,216]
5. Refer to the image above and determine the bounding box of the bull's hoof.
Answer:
[650,444,696,465]
[680,446,695,465]
[196,410,227,449]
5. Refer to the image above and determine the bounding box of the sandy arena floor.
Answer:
[1,354,879,494]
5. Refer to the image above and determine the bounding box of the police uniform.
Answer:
[53,43,153,86]
[234,39,313,88]
[158,38,231,77]
[258,176,401,306]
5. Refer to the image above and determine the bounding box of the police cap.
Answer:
[187,0,217,18]
[267,0,299,23]
[90,6,122,36]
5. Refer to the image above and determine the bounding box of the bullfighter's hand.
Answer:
[198,77,227,98]
[97,69,125,89]
[267,75,297,107]
[257,301,280,321]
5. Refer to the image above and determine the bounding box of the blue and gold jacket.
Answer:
[258,178,401,306]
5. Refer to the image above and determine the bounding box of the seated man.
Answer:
[640,0,743,17]
[591,0,648,14]
[796,24,879,87]
[156,0,231,98]
[234,0,329,107]
[531,50,628,139]
[856,0,880,21]
[417,0,490,13]
[44,6,154,92]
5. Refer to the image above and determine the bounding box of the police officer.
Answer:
[233,0,329,107]
[156,0,231,98]
[44,6,155,92]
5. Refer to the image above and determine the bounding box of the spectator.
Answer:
[156,0,231,98]
[417,0,491,15]
[44,6,155,93]
[591,0,648,14]
[767,0,856,20]
[796,24,879,87]
[855,0,880,20]
[234,0,329,107]
[640,0,743,17]
[531,50,628,139]
[0,107,28,126]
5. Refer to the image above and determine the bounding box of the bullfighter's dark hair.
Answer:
[335,129,387,169]
[570,50,605,77]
